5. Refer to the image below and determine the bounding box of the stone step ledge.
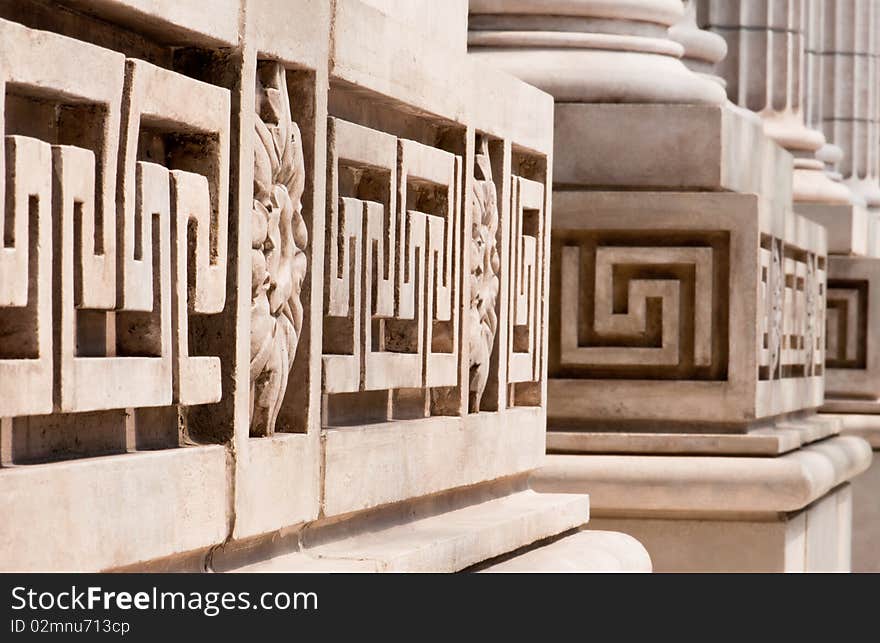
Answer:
[229,490,589,573]
[478,530,652,573]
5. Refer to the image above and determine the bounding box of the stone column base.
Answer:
[531,435,872,572]
[589,486,851,573]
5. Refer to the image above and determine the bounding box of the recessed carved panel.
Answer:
[825,280,868,370]
[555,232,729,380]
[548,191,828,426]
[824,256,880,399]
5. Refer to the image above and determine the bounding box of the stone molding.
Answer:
[469,0,726,104]
[533,435,873,516]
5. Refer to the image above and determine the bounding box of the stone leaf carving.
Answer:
[804,255,817,374]
[768,241,783,375]
[468,136,499,412]
[250,62,308,436]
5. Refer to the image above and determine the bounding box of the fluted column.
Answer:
[469,0,726,104]
[820,0,880,208]
[700,0,851,203]
[805,0,857,200]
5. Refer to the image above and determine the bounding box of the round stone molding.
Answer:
[468,0,726,104]
[668,0,727,84]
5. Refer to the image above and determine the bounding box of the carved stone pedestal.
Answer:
[537,138,872,571]
[820,256,880,571]
[796,0,880,572]
[534,437,868,572]
[469,0,872,571]
[823,414,880,572]
[549,186,827,428]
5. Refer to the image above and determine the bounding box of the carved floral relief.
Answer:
[468,137,500,411]
[250,62,308,436]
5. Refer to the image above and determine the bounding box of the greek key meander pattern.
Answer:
[556,233,729,380]
[321,120,546,415]
[0,19,229,418]
[507,174,544,389]
[322,118,463,399]
[759,238,826,380]
[0,17,551,449]
[553,231,827,382]
[825,280,868,370]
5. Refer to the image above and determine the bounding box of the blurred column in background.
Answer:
[470,0,872,571]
